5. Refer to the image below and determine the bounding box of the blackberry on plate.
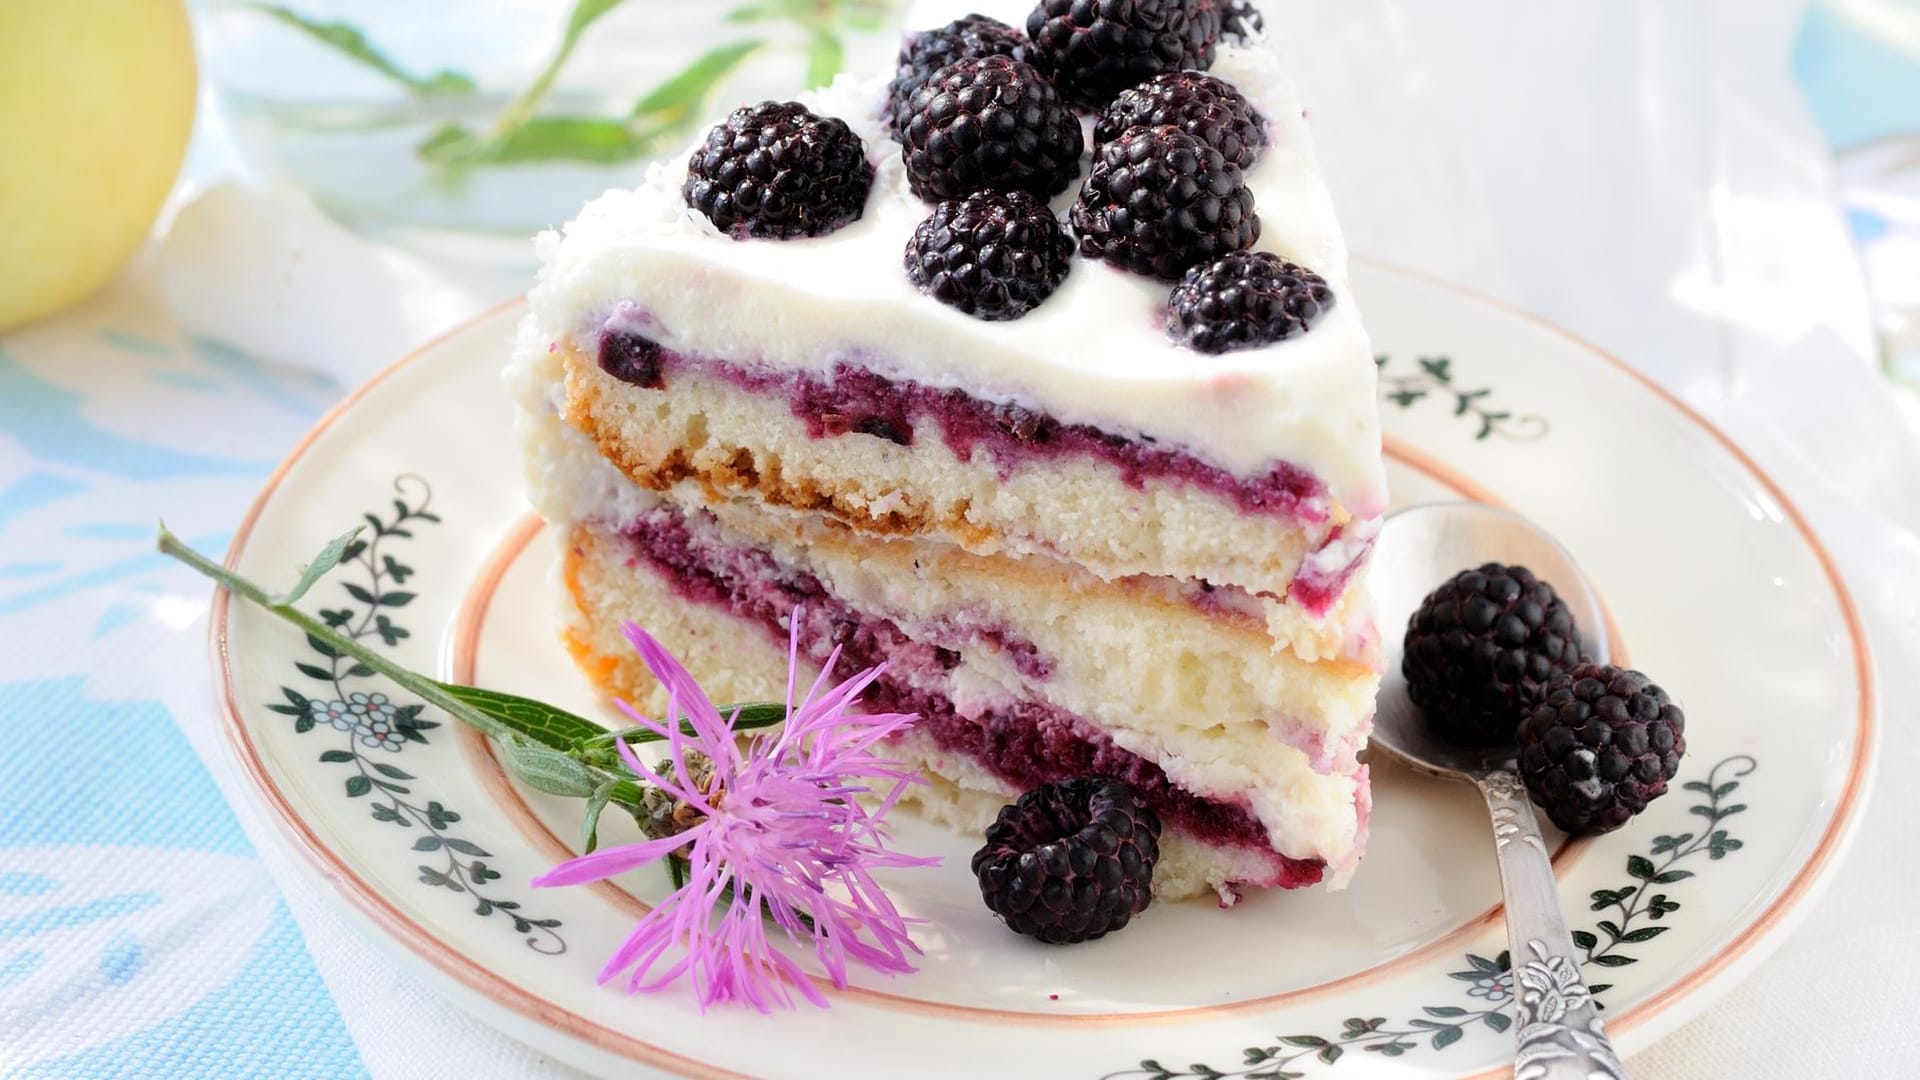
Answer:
[900,55,1085,202]
[683,101,873,240]
[1402,563,1583,746]
[906,189,1074,321]
[1517,664,1687,835]
[1070,124,1259,281]
[972,777,1161,944]
[1027,0,1222,110]
[1094,70,1267,170]
[1220,0,1263,42]
[884,14,1030,135]
[1168,251,1332,353]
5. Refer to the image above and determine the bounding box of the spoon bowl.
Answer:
[1371,501,1611,781]
[1364,501,1629,1079]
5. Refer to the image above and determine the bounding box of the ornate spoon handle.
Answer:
[1477,769,1627,1080]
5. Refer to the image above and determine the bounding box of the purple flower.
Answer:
[533,616,935,1011]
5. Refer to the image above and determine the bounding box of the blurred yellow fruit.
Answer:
[0,0,196,331]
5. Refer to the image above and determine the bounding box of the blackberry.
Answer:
[972,777,1161,944]
[597,329,664,388]
[1168,251,1333,353]
[905,190,1074,321]
[1094,70,1266,170]
[1070,125,1259,281]
[1517,665,1687,835]
[1026,0,1222,110]
[683,101,873,240]
[884,15,1030,135]
[1220,0,1263,42]
[900,55,1085,202]
[1403,563,1583,746]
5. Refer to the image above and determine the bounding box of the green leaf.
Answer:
[1619,925,1669,943]
[320,750,355,763]
[445,838,491,857]
[420,115,650,167]
[1571,929,1598,950]
[433,682,606,752]
[1317,1045,1343,1065]
[1431,1026,1463,1051]
[588,701,788,748]
[562,0,630,48]
[633,40,765,127]
[491,117,649,165]
[1626,854,1656,880]
[373,763,414,781]
[581,782,617,853]
[1591,953,1637,967]
[414,835,444,851]
[306,632,342,659]
[1651,869,1695,884]
[1597,919,1622,940]
[1483,1011,1511,1033]
[501,736,598,798]
[345,775,372,798]
[273,527,364,604]
[1278,1036,1327,1048]
[243,4,476,97]
[293,715,316,733]
[417,122,479,162]
[344,583,377,604]
[804,31,844,89]
[378,591,416,608]
[1424,1006,1467,1017]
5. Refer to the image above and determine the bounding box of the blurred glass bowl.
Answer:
[195,0,901,262]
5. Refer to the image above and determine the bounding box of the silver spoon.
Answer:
[1371,503,1626,1080]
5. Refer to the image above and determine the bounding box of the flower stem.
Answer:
[158,524,635,796]
[163,525,509,734]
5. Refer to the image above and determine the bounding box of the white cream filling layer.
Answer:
[519,2,1386,518]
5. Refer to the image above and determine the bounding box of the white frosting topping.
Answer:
[524,0,1386,516]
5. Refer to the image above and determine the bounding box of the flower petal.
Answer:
[622,622,726,739]
[531,826,706,888]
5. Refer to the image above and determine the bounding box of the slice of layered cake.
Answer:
[509,0,1386,901]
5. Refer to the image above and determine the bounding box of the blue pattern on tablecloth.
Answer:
[0,288,366,1078]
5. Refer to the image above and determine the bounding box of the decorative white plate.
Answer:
[213,261,1876,1079]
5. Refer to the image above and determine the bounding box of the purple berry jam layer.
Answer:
[620,502,1327,886]
[598,316,1330,524]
